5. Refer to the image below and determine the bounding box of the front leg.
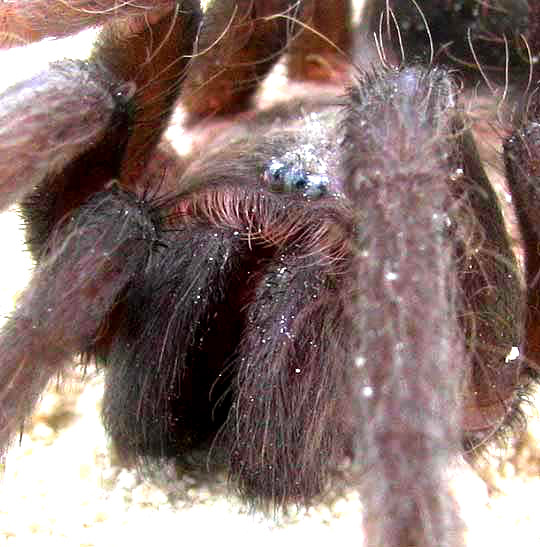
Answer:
[0,187,158,451]
[0,3,201,255]
[92,1,201,186]
[0,60,129,213]
[0,1,202,452]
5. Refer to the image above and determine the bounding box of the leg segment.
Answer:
[180,0,301,120]
[457,128,524,440]
[228,250,353,506]
[0,61,130,214]
[344,66,466,547]
[101,223,252,461]
[508,3,540,368]
[16,2,201,256]
[287,0,352,81]
[504,107,540,372]
[0,187,157,451]
[0,1,176,48]
[92,1,202,186]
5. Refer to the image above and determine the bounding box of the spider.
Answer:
[0,0,538,545]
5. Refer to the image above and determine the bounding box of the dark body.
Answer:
[0,2,539,546]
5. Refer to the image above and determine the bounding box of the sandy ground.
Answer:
[0,15,539,547]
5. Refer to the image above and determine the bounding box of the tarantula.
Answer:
[0,0,539,545]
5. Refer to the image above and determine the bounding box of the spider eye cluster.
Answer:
[263,159,329,199]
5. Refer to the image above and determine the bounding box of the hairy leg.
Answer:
[92,1,202,186]
[9,2,201,256]
[0,1,204,452]
[0,1,176,48]
[180,0,351,120]
[504,103,540,372]
[0,60,129,214]
[0,187,156,451]
[181,0,298,119]
[228,249,353,506]
[101,220,252,462]
[457,127,524,441]
[287,0,351,81]
[503,0,540,372]
[344,65,466,547]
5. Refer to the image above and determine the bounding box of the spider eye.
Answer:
[263,159,329,199]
